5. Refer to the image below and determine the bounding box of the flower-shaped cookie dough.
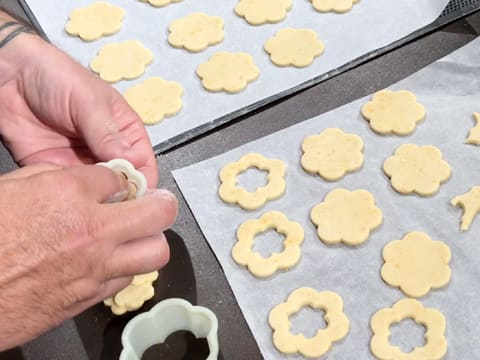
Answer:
[301,128,364,181]
[232,211,304,277]
[466,112,480,145]
[381,232,451,298]
[269,287,349,358]
[311,0,360,13]
[168,13,224,52]
[452,186,480,231]
[219,153,286,210]
[90,40,153,83]
[138,0,182,7]
[66,2,125,41]
[196,51,259,93]
[311,189,382,246]
[361,90,426,136]
[104,271,158,315]
[370,298,447,360]
[235,0,292,25]
[383,144,451,196]
[124,77,183,125]
[264,28,324,68]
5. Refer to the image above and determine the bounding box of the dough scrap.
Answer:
[90,40,153,83]
[451,186,480,231]
[124,77,183,125]
[383,144,451,196]
[168,12,224,52]
[269,287,349,358]
[103,271,158,315]
[466,112,480,145]
[196,51,259,93]
[301,128,364,181]
[311,0,360,13]
[65,2,125,41]
[218,153,286,210]
[381,232,451,298]
[235,0,292,25]
[310,189,382,246]
[370,298,447,360]
[232,211,304,277]
[138,0,182,7]
[361,90,426,136]
[264,28,324,68]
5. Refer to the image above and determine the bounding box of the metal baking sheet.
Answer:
[21,0,449,153]
[173,37,480,359]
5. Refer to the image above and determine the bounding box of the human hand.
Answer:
[0,164,177,350]
[0,13,158,187]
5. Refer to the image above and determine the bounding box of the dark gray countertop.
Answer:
[0,1,479,359]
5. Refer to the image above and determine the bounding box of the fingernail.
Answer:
[105,189,129,203]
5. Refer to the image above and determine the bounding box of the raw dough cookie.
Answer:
[66,2,125,41]
[196,51,259,93]
[124,77,183,125]
[103,271,158,315]
[311,0,360,13]
[138,0,182,7]
[218,153,286,210]
[235,0,292,25]
[381,231,451,298]
[370,298,447,360]
[452,186,480,231]
[269,287,349,358]
[301,128,364,181]
[168,13,224,52]
[90,40,153,83]
[232,211,304,277]
[361,90,426,136]
[264,28,324,68]
[310,189,382,246]
[466,112,480,145]
[383,144,451,196]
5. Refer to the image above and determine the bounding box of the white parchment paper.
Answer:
[24,0,449,151]
[173,37,480,359]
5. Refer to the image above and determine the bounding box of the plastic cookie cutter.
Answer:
[120,298,219,360]
[96,158,147,199]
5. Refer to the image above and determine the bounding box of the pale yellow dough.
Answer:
[269,288,349,358]
[264,28,324,68]
[370,298,447,360]
[383,144,451,196]
[310,189,382,246]
[301,128,364,181]
[124,77,183,125]
[196,51,259,93]
[218,153,286,210]
[65,2,125,41]
[361,90,426,136]
[311,0,360,13]
[138,0,182,7]
[235,0,292,25]
[168,13,224,52]
[452,186,480,231]
[232,211,304,277]
[381,232,451,298]
[103,271,158,315]
[90,40,153,83]
[466,112,480,145]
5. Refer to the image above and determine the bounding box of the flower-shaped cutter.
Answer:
[120,298,219,360]
[97,158,147,199]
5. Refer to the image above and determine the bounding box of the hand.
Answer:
[0,18,158,187]
[0,164,177,350]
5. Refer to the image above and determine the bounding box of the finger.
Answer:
[20,147,96,167]
[106,233,169,279]
[98,189,178,243]
[63,165,129,203]
[0,163,61,181]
